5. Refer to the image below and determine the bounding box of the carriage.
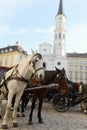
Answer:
[51,81,87,113]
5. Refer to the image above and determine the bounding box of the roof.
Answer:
[56,0,65,16]
[39,42,52,46]
[67,53,87,58]
[0,44,28,55]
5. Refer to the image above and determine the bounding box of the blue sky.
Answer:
[0,0,87,54]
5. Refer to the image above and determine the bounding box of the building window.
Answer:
[5,49,8,52]
[85,66,87,71]
[80,65,83,70]
[59,33,61,39]
[85,72,87,80]
[43,49,46,52]
[75,72,78,80]
[4,58,8,66]
[69,71,73,80]
[9,48,13,51]
[80,72,83,80]
[55,34,57,39]
[63,34,65,39]
[1,50,4,53]
[0,59,2,66]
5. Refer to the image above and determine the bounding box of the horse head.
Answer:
[54,67,69,94]
[29,50,45,81]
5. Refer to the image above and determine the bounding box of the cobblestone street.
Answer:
[0,102,87,130]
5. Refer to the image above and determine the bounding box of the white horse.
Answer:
[0,50,45,129]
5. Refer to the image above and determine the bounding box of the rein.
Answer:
[31,67,44,79]
[29,53,44,79]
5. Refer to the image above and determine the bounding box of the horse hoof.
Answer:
[39,120,43,124]
[2,124,8,129]
[28,121,33,125]
[13,122,18,127]
[17,114,20,117]
[83,110,87,114]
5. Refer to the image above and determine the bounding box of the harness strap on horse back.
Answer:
[15,67,29,83]
[0,65,29,91]
[0,75,8,91]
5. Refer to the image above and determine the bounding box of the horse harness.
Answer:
[0,65,28,92]
[0,53,44,93]
[29,53,44,75]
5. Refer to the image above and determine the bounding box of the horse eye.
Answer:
[43,63,46,68]
[35,59,38,62]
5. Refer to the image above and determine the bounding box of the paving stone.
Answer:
[0,102,87,130]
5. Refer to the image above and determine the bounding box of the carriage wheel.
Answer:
[51,93,69,112]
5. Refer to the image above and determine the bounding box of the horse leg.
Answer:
[21,97,25,117]
[0,99,2,119]
[24,96,30,108]
[38,99,43,123]
[11,94,16,110]
[12,91,23,127]
[81,101,87,114]
[2,90,14,129]
[28,98,36,125]
[16,103,20,117]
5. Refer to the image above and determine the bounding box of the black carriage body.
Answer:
[51,82,87,112]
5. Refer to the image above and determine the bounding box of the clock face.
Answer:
[57,62,61,65]
[43,48,46,52]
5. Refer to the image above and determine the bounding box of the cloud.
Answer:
[0,0,43,17]
[34,27,54,35]
[0,26,29,35]
[0,25,54,37]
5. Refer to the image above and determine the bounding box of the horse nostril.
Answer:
[40,74,43,80]
[40,74,42,79]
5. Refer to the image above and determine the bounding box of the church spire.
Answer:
[57,0,65,16]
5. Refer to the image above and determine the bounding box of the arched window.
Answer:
[59,33,61,39]
[55,34,57,39]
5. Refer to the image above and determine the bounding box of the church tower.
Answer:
[39,0,67,71]
[53,0,66,57]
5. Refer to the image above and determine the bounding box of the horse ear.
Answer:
[55,66,61,73]
[31,49,36,55]
[62,68,65,73]
[55,66,57,70]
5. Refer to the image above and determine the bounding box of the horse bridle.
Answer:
[15,53,44,82]
[29,53,44,79]
[55,71,66,83]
